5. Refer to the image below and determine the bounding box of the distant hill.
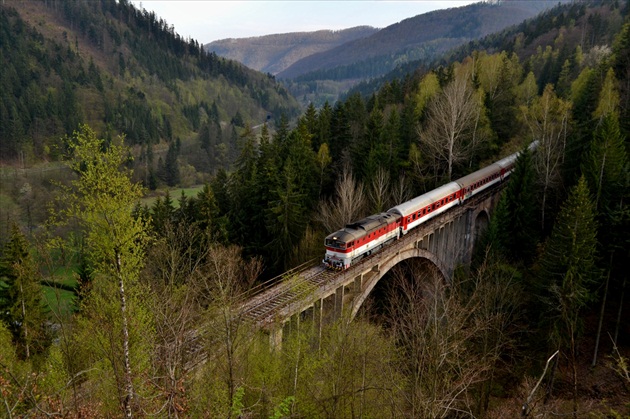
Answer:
[202,0,567,107]
[206,26,378,75]
[279,0,565,80]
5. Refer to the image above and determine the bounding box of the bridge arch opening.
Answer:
[352,249,448,321]
[356,257,445,325]
[473,210,490,245]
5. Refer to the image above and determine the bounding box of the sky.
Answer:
[133,1,478,44]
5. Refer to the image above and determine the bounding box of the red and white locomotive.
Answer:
[323,143,537,270]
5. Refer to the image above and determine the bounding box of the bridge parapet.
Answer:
[239,185,504,346]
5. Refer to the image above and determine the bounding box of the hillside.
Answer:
[206,26,378,75]
[0,0,628,416]
[0,0,301,180]
[278,0,563,80]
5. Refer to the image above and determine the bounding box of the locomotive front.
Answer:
[323,229,355,270]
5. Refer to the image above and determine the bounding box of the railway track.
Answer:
[235,182,506,328]
[238,264,335,325]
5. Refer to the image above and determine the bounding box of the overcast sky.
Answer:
[132,1,478,44]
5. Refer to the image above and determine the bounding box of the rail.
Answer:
[237,182,506,327]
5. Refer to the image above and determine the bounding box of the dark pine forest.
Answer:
[0,0,629,417]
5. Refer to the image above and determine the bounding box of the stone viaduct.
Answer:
[238,185,504,346]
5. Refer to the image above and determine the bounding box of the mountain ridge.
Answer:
[206,26,378,75]
[278,0,566,79]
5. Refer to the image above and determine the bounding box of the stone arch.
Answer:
[350,247,449,320]
[473,209,490,244]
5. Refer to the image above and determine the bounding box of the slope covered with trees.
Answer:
[0,0,628,417]
[0,0,300,168]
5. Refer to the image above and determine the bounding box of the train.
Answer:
[323,142,537,270]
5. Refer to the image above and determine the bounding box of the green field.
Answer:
[140,184,205,208]
[42,286,77,316]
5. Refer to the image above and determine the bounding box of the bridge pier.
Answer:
[335,286,344,318]
[269,325,283,349]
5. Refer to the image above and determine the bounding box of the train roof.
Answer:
[494,153,518,169]
[325,212,398,243]
[388,182,460,217]
[455,163,502,189]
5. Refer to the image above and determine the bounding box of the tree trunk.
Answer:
[614,278,626,345]
[117,252,134,419]
[20,282,29,360]
[592,259,611,366]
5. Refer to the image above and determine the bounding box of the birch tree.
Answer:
[56,124,151,418]
[521,84,571,230]
[420,72,487,181]
[316,169,366,233]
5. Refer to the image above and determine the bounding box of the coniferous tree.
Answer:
[229,135,263,254]
[565,67,600,187]
[316,102,333,159]
[496,145,539,264]
[357,107,384,182]
[537,176,599,415]
[612,21,630,137]
[0,224,46,360]
[158,141,180,187]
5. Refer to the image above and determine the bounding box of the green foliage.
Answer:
[581,113,627,211]
[414,72,441,118]
[269,395,295,419]
[0,224,47,359]
[0,0,300,169]
[55,124,154,414]
[62,125,149,281]
[537,176,599,349]
[231,386,245,417]
[496,146,539,263]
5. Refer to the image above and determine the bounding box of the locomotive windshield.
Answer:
[325,238,347,249]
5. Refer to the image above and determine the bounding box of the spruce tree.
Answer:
[0,223,45,360]
[539,176,599,338]
[498,145,539,263]
[537,176,599,415]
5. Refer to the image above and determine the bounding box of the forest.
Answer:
[0,0,300,175]
[1,0,629,417]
